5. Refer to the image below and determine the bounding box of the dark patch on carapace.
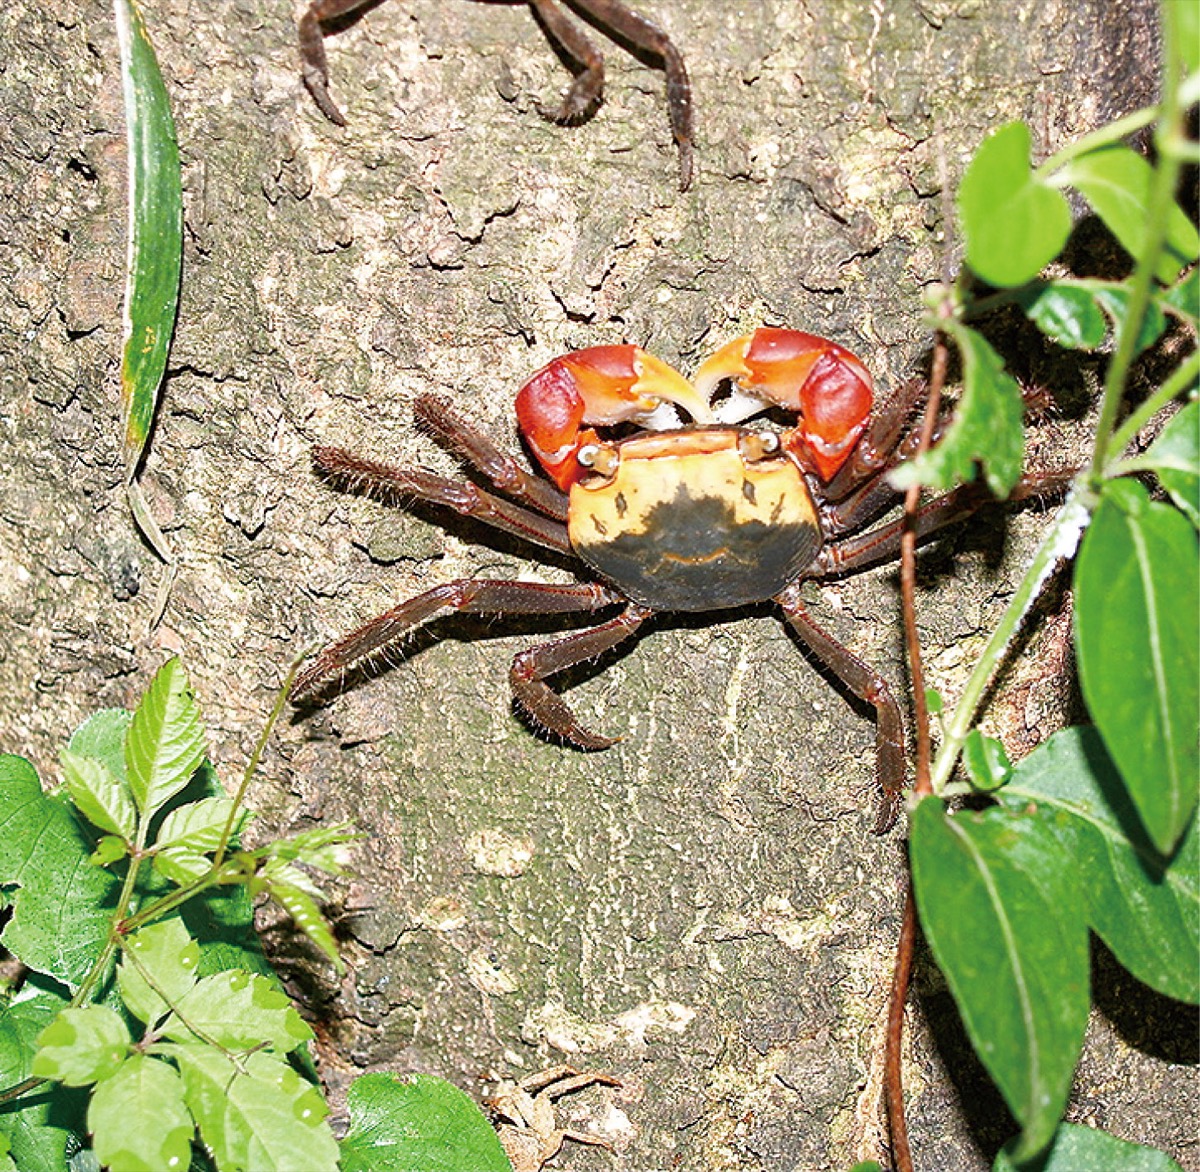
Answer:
[574,487,822,611]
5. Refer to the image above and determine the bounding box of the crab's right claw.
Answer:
[694,328,874,481]
[516,345,711,489]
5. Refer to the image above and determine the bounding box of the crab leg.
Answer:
[532,0,694,190]
[298,0,376,124]
[313,446,573,554]
[414,395,570,521]
[293,579,623,700]
[776,584,904,834]
[510,604,652,749]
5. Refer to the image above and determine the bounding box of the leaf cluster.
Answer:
[898,5,1197,1166]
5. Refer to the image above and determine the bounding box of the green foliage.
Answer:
[339,1073,513,1172]
[1075,479,1199,853]
[958,121,1072,288]
[904,10,1197,1166]
[0,660,506,1171]
[910,798,1090,1160]
[994,1122,1186,1172]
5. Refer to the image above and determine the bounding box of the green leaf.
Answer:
[999,727,1198,1003]
[181,883,274,981]
[263,879,344,974]
[959,121,1072,287]
[910,797,1090,1161]
[125,658,207,819]
[59,749,136,840]
[1075,478,1200,853]
[994,1121,1185,1171]
[166,1044,339,1172]
[90,836,129,867]
[0,756,120,989]
[154,798,239,853]
[31,1006,130,1087]
[1060,146,1199,284]
[68,710,133,785]
[1141,401,1200,528]
[0,982,89,1169]
[115,0,181,472]
[963,730,1013,791]
[161,969,313,1053]
[1092,285,1168,356]
[1019,283,1108,349]
[1160,267,1199,327]
[340,1073,512,1172]
[889,322,1025,497]
[118,917,201,1026]
[88,1053,193,1172]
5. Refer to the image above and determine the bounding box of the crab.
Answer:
[293,327,1021,832]
[487,1065,621,1171]
[298,0,694,189]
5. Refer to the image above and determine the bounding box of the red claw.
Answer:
[695,328,874,481]
[516,345,711,490]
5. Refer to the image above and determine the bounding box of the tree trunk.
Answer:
[2,0,1193,1168]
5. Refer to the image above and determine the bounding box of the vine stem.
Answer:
[1087,6,1187,484]
[884,330,949,1172]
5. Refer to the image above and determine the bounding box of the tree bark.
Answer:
[1,0,1193,1168]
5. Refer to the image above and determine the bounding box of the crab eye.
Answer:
[577,442,620,478]
[738,429,781,462]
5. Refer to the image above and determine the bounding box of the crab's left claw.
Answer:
[516,345,712,489]
[694,328,874,481]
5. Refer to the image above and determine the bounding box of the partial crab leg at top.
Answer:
[298,0,695,189]
[776,583,905,835]
[529,0,694,190]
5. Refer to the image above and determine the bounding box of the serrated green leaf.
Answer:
[959,121,1072,288]
[998,728,1198,1003]
[125,659,207,819]
[910,797,1089,1161]
[31,1006,130,1087]
[166,1044,338,1172]
[963,730,1013,791]
[1060,146,1199,284]
[1019,282,1108,349]
[0,756,120,989]
[115,0,181,470]
[118,917,200,1026]
[181,883,274,981]
[994,1121,1185,1171]
[154,798,239,853]
[889,323,1024,496]
[88,1052,193,1172]
[265,880,344,973]
[68,710,132,785]
[0,981,89,1170]
[1142,401,1200,528]
[59,749,136,840]
[340,1073,512,1172]
[1075,478,1200,854]
[1092,285,1169,356]
[162,969,312,1053]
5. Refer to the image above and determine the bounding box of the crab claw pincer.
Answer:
[516,345,714,490]
[693,328,873,481]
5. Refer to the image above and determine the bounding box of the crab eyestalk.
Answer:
[694,328,874,481]
[516,345,713,490]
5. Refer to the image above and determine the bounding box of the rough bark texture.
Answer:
[1,0,1195,1169]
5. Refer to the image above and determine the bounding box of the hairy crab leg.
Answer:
[293,579,623,701]
[510,604,652,749]
[776,584,905,834]
[313,445,573,554]
[414,395,569,521]
[563,0,694,190]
